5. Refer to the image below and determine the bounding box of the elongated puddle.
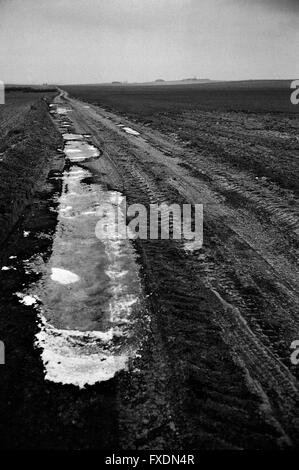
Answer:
[19,104,145,388]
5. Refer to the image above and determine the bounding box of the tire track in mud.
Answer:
[183,157,299,237]
[116,168,297,447]
[106,116,299,294]
[87,112,299,372]
[186,223,299,442]
[144,130,299,242]
[132,122,299,240]
[60,94,299,448]
[117,156,299,447]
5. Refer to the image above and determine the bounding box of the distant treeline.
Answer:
[5,86,58,93]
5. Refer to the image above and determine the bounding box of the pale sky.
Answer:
[0,0,298,84]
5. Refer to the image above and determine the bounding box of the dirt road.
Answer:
[59,90,299,448]
[1,90,298,449]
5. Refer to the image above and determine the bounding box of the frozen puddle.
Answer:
[20,119,144,388]
[64,139,99,162]
[16,293,40,306]
[51,107,71,115]
[123,127,140,136]
[62,133,84,141]
[36,314,128,387]
[51,267,80,285]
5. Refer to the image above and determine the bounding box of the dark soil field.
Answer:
[63,80,297,114]
[0,89,61,245]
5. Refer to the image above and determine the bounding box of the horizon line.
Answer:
[4,78,295,87]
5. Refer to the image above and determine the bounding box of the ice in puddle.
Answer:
[51,267,80,285]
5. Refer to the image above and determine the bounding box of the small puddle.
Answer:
[50,106,72,115]
[62,133,84,141]
[64,139,100,162]
[19,101,146,388]
[123,127,140,136]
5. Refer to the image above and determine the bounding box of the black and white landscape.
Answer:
[0,0,298,454]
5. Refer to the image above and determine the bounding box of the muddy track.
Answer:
[55,92,299,448]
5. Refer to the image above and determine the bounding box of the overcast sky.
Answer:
[0,0,298,84]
